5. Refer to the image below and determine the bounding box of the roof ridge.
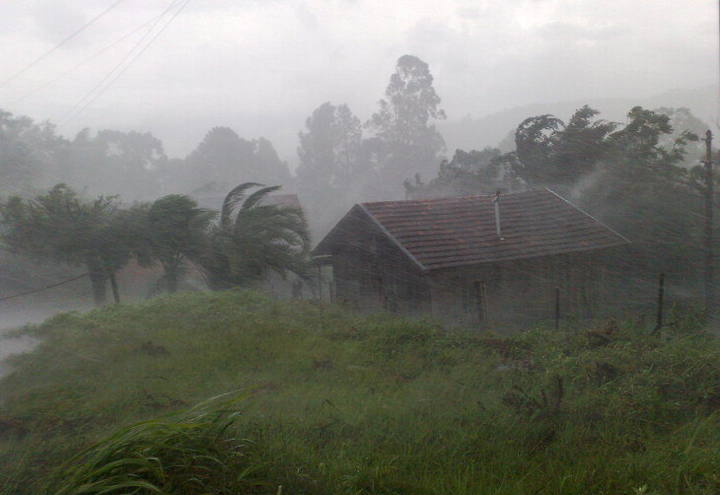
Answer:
[361,189,553,207]
[542,187,631,244]
[357,203,427,271]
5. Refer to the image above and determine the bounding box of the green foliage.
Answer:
[0,109,67,196]
[512,104,617,188]
[1,292,720,494]
[366,55,447,196]
[146,194,215,293]
[201,183,310,289]
[47,393,258,495]
[404,147,524,198]
[179,127,292,196]
[0,184,144,305]
[579,107,703,284]
[297,102,367,234]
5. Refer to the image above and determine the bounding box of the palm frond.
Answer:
[220,182,262,229]
[201,183,310,289]
[241,185,282,211]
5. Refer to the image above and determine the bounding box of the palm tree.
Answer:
[201,183,309,289]
[147,194,215,293]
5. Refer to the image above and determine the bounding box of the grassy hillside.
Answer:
[0,290,719,494]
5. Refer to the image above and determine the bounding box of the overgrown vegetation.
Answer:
[0,182,309,303]
[0,290,719,494]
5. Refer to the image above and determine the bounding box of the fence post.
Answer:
[652,273,665,335]
[554,287,560,330]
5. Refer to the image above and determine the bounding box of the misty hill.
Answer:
[0,290,719,493]
[440,85,716,154]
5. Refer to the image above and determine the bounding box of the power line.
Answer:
[9,12,165,106]
[59,0,191,125]
[0,273,88,303]
[58,0,181,124]
[0,0,126,89]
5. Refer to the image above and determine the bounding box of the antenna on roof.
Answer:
[493,190,504,240]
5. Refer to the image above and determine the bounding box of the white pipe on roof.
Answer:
[493,190,504,240]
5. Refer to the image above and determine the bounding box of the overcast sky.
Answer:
[0,0,717,162]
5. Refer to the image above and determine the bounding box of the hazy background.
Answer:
[0,0,716,164]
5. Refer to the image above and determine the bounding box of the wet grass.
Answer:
[0,290,719,494]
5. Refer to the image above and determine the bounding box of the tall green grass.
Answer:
[0,290,719,494]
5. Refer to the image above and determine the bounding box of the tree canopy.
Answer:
[146,194,214,293]
[366,55,447,197]
[0,184,139,305]
[200,183,309,289]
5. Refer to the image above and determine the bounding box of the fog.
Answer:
[0,0,716,322]
[0,1,715,162]
[2,2,720,492]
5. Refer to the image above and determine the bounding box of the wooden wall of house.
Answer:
[322,209,624,326]
[427,251,607,327]
[328,210,431,314]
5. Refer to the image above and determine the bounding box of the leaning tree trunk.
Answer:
[85,259,107,306]
[163,260,181,293]
[108,271,120,304]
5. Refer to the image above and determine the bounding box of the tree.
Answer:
[653,107,709,166]
[296,102,365,234]
[200,183,309,289]
[178,128,292,196]
[146,194,214,293]
[0,109,66,196]
[0,184,141,305]
[404,147,524,199]
[577,106,702,289]
[366,55,446,196]
[298,102,363,189]
[54,128,167,201]
[513,105,616,189]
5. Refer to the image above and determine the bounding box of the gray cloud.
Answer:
[0,0,714,164]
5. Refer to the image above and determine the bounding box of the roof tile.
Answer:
[315,189,628,271]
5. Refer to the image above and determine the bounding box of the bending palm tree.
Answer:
[201,183,310,289]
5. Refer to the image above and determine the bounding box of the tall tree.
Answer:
[146,194,214,293]
[0,109,66,196]
[366,55,446,197]
[178,128,292,196]
[296,102,364,234]
[200,183,309,290]
[579,106,701,288]
[513,105,616,189]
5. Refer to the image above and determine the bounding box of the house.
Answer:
[312,189,629,325]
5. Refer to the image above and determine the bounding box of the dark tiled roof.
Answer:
[315,189,629,271]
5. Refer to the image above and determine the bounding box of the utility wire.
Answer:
[58,0,181,123]
[0,273,88,303]
[59,0,191,125]
[0,0,126,89]
[9,12,165,105]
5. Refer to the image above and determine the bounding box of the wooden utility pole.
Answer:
[704,130,715,320]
